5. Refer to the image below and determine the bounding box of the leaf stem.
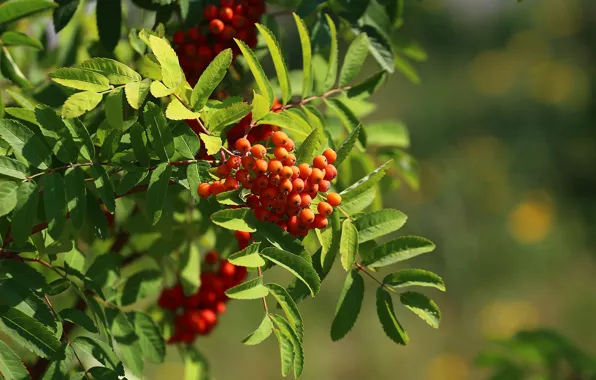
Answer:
[257,266,269,313]
[356,263,399,295]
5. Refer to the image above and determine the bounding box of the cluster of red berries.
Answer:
[197,131,343,236]
[172,0,266,85]
[160,250,247,343]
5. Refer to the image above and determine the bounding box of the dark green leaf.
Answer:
[334,124,361,168]
[0,261,46,291]
[325,98,365,147]
[383,269,446,292]
[144,101,175,160]
[362,236,435,268]
[116,170,148,196]
[0,119,51,170]
[43,173,67,239]
[85,196,108,239]
[97,129,122,162]
[90,164,115,213]
[376,287,408,345]
[0,0,56,25]
[340,160,392,214]
[129,122,151,166]
[180,243,201,296]
[45,278,71,296]
[225,277,269,300]
[340,219,358,271]
[62,118,94,161]
[34,105,79,163]
[270,315,295,378]
[191,49,232,111]
[146,162,172,225]
[294,126,325,165]
[53,0,80,33]
[208,102,252,134]
[260,248,320,296]
[121,270,162,306]
[9,182,38,245]
[64,167,86,229]
[105,88,123,129]
[362,25,395,73]
[96,0,121,51]
[323,14,339,91]
[242,315,273,346]
[0,339,30,380]
[339,33,369,87]
[109,311,144,377]
[59,308,97,333]
[354,208,407,243]
[1,31,43,49]
[330,269,364,341]
[127,311,165,364]
[186,162,203,203]
[347,70,388,99]
[266,283,303,342]
[72,336,123,374]
[400,291,441,328]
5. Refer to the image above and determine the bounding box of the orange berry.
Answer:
[283,154,296,166]
[254,159,268,175]
[307,184,319,198]
[313,155,328,170]
[263,185,279,200]
[278,178,293,194]
[323,148,337,164]
[269,173,281,186]
[274,147,289,160]
[216,164,230,178]
[241,156,256,170]
[254,207,269,221]
[272,201,287,214]
[324,164,337,180]
[300,193,312,208]
[287,192,301,207]
[275,193,287,202]
[286,205,300,217]
[317,201,333,216]
[235,138,251,154]
[235,169,250,182]
[310,168,324,184]
[250,144,267,159]
[235,230,251,241]
[255,174,269,189]
[313,214,328,229]
[197,183,211,198]
[300,209,315,224]
[224,177,238,190]
[261,197,275,208]
[283,140,295,151]
[327,192,342,206]
[227,156,241,170]
[291,165,300,179]
[298,163,312,179]
[318,180,331,193]
[268,160,283,174]
[280,166,293,179]
[209,19,225,34]
[272,131,289,146]
[292,178,305,193]
[211,181,225,195]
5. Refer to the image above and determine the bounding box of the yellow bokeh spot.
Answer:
[508,192,554,243]
[469,50,517,95]
[421,0,446,12]
[426,354,469,380]
[527,61,575,104]
[532,0,582,37]
[507,30,552,66]
[479,300,540,339]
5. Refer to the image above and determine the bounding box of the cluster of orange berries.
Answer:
[160,250,247,343]
[172,0,265,85]
[197,131,343,236]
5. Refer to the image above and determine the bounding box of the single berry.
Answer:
[219,260,237,277]
[211,181,226,195]
[268,160,283,174]
[235,169,250,182]
[269,173,281,186]
[283,154,296,166]
[209,19,225,34]
[205,251,219,265]
[235,137,251,154]
[232,15,246,29]
[300,209,315,224]
[255,174,269,189]
[219,6,234,22]
[280,166,293,179]
[313,155,328,170]
[274,146,289,160]
[310,168,324,184]
[254,159,268,175]
[220,25,236,41]
[279,178,293,194]
[318,180,331,192]
[313,214,329,229]
[224,176,239,190]
[263,185,279,200]
[327,192,342,206]
[217,164,231,178]
[241,156,256,170]
[323,148,337,164]
[215,301,227,314]
[292,178,305,193]
[283,139,295,151]
[300,193,312,208]
[235,230,252,241]
[272,131,289,146]
[227,156,242,170]
[317,201,333,217]
[298,163,312,179]
[204,4,219,20]
[173,31,186,45]
[325,164,337,180]
[251,144,267,159]
[288,192,301,207]
[188,26,201,40]
[198,183,211,198]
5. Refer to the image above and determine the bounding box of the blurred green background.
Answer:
[147,0,595,379]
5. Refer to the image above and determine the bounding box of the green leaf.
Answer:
[129,122,151,166]
[270,316,295,378]
[266,283,303,342]
[199,133,221,156]
[260,248,321,296]
[271,315,304,379]
[127,311,165,364]
[59,308,97,333]
[362,236,435,268]
[72,336,123,374]
[105,89,123,129]
[4,107,37,125]
[340,219,358,271]
[0,0,56,25]
[256,24,292,105]
[165,98,200,120]
[79,58,142,85]
[144,101,175,161]
[97,129,122,162]
[340,160,392,213]
[0,156,28,180]
[44,278,71,296]
[208,102,252,134]
[249,92,268,121]
[228,243,265,268]
[125,79,151,109]
[376,288,408,345]
[61,91,103,118]
[325,98,365,147]
[183,346,209,380]
[0,119,51,170]
[0,306,62,359]
[64,167,87,229]
[365,120,410,148]
[255,222,310,262]
[10,181,39,246]
[383,269,446,292]
[0,261,47,291]
[234,38,274,108]
[363,25,395,73]
[339,33,369,87]
[211,208,257,232]
[242,315,273,346]
[137,54,162,81]
[400,291,441,328]
[0,46,30,88]
[43,173,67,239]
[116,170,147,196]
[225,277,269,300]
[146,163,172,225]
[191,49,232,111]
[186,162,204,203]
[49,68,111,92]
[294,126,325,165]
[0,339,30,380]
[63,118,94,161]
[394,54,420,84]
[90,164,116,213]
[148,35,181,89]
[347,70,387,99]
[318,210,340,275]
[330,269,364,341]
[34,105,79,163]
[96,0,121,51]
[323,14,339,91]
[53,0,79,33]
[150,80,174,98]
[1,31,43,49]
[109,312,144,377]
[256,112,310,138]
[171,122,201,159]
[215,189,244,206]
[334,124,361,168]
[354,209,407,243]
[180,243,201,296]
[121,270,162,306]
[293,13,313,99]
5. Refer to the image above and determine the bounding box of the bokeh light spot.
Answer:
[508,193,554,243]
[426,354,469,380]
[469,50,517,95]
[479,300,540,339]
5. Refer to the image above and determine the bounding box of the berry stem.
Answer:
[336,205,352,221]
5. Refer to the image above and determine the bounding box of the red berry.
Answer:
[205,250,219,264]
[217,164,231,178]
[219,260,236,277]
[197,183,211,198]
[300,208,315,224]
[235,169,250,182]
[263,185,279,199]
[227,156,242,169]
[318,180,331,192]
[254,159,268,175]
[234,230,252,241]
[241,156,256,170]
[325,164,337,180]
[288,192,301,207]
[274,146,288,160]
[215,301,227,314]
[280,166,293,179]
[232,15,246,29]
[283,154,296,166]
[278,178,293,194]
[220,0,235,6]
[268,160,283,174]
[209,19,225,34]
[224,176,239,190]
[310,168,324,184]
[220,25,236,41]
[211,181,226,195]
[272,131,288,146]
[204,4,219,20]
[219,6,234,22]
[188,26,201,40]
[173,31,185,45]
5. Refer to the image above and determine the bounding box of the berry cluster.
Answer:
[172,0,266,85]
[197,131,343,237]
[159,250,247,343]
